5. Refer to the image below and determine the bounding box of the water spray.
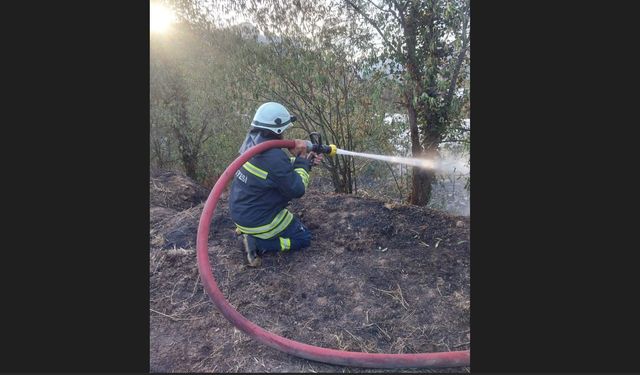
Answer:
[306,133,468,175]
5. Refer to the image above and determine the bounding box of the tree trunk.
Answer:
[405,89,431,206]
[181,153,198,181]
[414,138,440,206]
[411,168,432,206]
[402,5,433,206]
[172,93,199,181]
[327,155,347,193]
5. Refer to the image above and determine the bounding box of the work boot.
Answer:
[242,234,261,267]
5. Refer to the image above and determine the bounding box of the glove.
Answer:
[306,151,323,170]
[288,139,308,157]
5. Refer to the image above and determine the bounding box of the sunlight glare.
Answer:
[150,3,175,33]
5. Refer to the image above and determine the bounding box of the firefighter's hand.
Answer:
[288,139,308,157]
[307,152,323,166]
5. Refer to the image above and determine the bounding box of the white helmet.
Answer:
[250,102,297,135]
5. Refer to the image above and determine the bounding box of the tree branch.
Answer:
[440,139,469,143]
[365,0,402,24]
[385,161,404,198]
[443,5,470,114]
[344,0,401,57]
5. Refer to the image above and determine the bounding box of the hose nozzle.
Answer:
[306,132,337,157]
[328,144,336,157]
[306,142,336,157]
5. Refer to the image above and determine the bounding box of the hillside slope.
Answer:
[150,172,470,373]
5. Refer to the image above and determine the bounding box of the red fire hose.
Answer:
[196,139,470,368]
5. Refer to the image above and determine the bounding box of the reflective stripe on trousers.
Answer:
[235,209,294,239]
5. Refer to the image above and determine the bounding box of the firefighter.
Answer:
[228,102,322,266]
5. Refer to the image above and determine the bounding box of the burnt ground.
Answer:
[150,172,470,373]
[150,170,209,211]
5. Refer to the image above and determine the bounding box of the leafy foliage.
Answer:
[150,0,469,208]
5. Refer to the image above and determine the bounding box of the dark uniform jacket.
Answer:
[228,132,310,239]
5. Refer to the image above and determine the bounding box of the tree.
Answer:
[150,21,248,181]
[176,0,392,193]
[159,0,470,206]
[231,33,386,193]
[151,28,204,180]
[342,0,470,205]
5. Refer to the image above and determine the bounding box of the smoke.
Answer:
[434,155,469,175]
